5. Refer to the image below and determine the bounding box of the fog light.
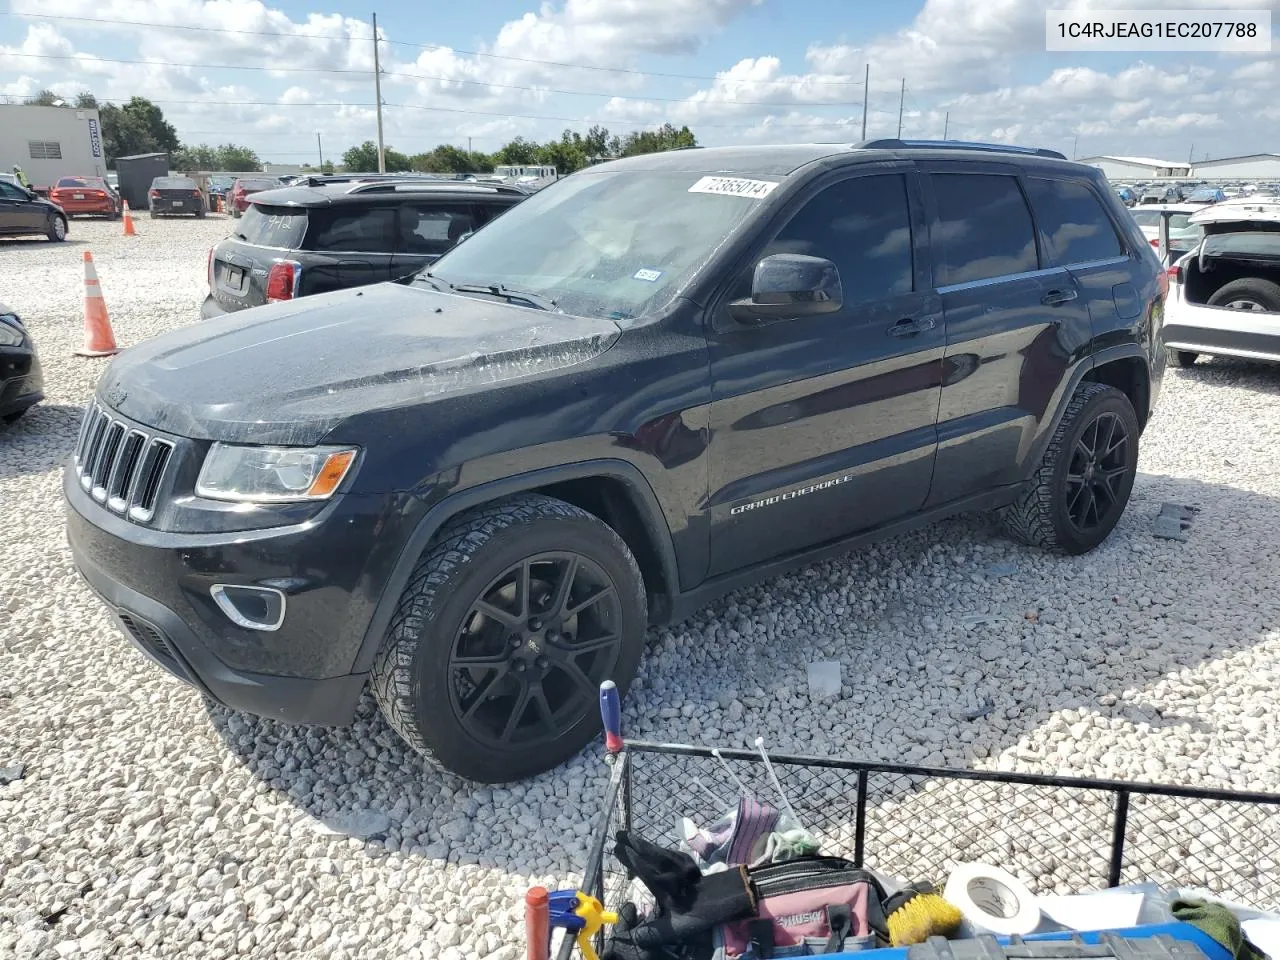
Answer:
[210,584,286,631]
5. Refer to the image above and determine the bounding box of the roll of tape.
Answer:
[943,862,1042,937]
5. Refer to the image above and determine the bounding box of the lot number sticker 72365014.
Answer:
[688,176,779,198]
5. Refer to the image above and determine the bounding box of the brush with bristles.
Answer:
[885,883,964,946]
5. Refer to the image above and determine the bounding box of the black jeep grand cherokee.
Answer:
[66,140,1166,782]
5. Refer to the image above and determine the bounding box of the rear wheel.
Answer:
[46,215,67,242]
[1000,382,1140,555]
[1166,349,1199,368]
[1206,277,1280,313]
[372,494,647,782]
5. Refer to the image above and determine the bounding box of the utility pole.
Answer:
[1072,133,1078,160]
[860,63,869,141]
[1188,142,1195,166]
[316,132,323,170]
[896,78,906,138]
[372,12,386,173]
[467,136,472,160]
[943,111,949,139]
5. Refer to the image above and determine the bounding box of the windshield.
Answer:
[154,177,196,189]
[424,170,771,320]
[233,204,308,247]
[57,177,104,188]
[239,179,276,191]
[1131,210,1161,227]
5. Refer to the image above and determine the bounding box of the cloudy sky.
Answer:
[0,0,1276,165]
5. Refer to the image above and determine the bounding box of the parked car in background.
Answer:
[0,178,68,241]
[73,140,1166,781]
[1128,204,1203,261]
[1186,186,1227,205]
[49,177,121,218]
[229,177,279,217]
[202,178,527,318]
[148,176,206,218]
[1164,197,1280,367]
[1140,185,1183,204]
[1115,186,1137,207]
[0,304,44,426]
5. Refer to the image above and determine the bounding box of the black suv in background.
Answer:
[201,179,527,318]
[67,140,1165,782]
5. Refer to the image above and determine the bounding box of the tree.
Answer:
[171,143,262,172]
[216,144,261,171]
[384,147,412,172]
[25,89,64,106]
[320,159,335,176]
[74,92,97,109]
[620,123,697,158]
[98,97,179,167]
[493,137,539,166]
[342,140,380,172]
[409,144,491,174]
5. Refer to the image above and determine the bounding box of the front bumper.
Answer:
[1,342,44,417]
[1164,295,1280,363]
[64,465,409,725]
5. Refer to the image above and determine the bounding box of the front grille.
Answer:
[74,402,174,523]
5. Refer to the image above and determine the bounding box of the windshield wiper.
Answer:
[412,271,448,291]
[448,282,557,311]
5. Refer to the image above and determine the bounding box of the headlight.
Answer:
[0,317,25,347]
[196,443,358,502]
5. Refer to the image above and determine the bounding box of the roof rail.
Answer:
[343,180,527,196]
[858,139,1068,160]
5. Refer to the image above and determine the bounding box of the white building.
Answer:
[1190,154,1280,182]
[0,104,106,188]
[1078,155,1192,180]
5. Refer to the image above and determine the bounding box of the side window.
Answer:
[931,173,1038,286]
[1025,177,1123,264]
[305,206,397,253]
[0,182,22,199]
[397,203,476,256]
[754,174,915,305]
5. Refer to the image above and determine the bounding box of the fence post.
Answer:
[1108,790,1130,887]
[854,770,868,868]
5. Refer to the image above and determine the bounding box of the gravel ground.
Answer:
[3,217,1280,958]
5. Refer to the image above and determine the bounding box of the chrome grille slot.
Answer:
[80,409,109,489]
[107,431,146,512]
[91,422,125,500]
[130,439,173,522]
[74,405,176,524]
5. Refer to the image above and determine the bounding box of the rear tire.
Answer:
[1206,277,1280,313]
[2,408,30,426]
[371,494,647,782]
[1166,349,1199,368]
[46,215,67,242]
[999,382,1140,555]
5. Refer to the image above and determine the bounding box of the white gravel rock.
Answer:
[3,219,1280,955]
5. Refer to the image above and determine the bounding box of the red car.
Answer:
[229,178,278,218]
[48,177,120,218]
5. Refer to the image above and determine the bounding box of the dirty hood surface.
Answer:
[101,282,620,444]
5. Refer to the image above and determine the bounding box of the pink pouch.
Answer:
[719,858,889,958]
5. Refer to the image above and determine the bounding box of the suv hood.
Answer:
[100,283,620,444]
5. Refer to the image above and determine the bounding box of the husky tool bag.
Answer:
[717,858,890,959]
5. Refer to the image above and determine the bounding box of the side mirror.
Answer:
[729,253,843,325]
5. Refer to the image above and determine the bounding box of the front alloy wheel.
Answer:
[372,494,647,782]
[450,552,623,748]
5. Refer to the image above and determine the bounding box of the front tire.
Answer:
[46,215,67,242]
[1166,349,1199,368]
[372,494,647,782]
[1000,382,1140,555]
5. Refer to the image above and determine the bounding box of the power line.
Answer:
[128,97,877,131]
[1,10,866,89]
[3,52,863,107]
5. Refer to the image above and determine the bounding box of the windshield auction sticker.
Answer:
[688,176,779,198]
[1046,9,1270,51]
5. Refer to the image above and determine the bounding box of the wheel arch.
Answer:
[350,460,680,674]
[1084,353,1151,431]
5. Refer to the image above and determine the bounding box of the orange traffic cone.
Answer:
[76,251,119,357]
[121,199,137,236]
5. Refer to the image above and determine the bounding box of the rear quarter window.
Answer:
[1025,178,1123,265]
[234,205,308,248]
[304,206,396,253]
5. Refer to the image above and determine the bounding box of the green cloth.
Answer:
[1172,898,1268,960]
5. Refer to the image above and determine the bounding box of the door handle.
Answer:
[1042,288,1078,306]
[888,316,936,337]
